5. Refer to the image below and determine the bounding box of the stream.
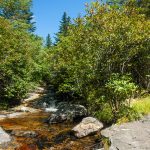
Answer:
[0,88,103,150]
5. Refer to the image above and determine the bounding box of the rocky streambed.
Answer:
[0,87,104,150]
[1,87,150,150]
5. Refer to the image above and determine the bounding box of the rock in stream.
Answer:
[47,103,87,124]
[72,117,103,138]
[0,127,12,147]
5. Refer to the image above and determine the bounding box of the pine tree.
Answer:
[55,12,71,43]
[46,34,52,48]
[0,0,35,32]
[59,12,71,36]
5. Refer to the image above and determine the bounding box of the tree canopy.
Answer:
[0,0,35,32]
[0,0,149,122]
[47,1,150,122]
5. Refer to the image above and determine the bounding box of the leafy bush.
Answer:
[93,104,114,124]
[105,74,137,120]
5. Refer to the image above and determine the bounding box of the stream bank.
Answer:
[1,87,150,150]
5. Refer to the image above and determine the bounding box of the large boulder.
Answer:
[47,103,87,124]
[101,115,150,150]
[0,127,11,146]
[72,117,103,138]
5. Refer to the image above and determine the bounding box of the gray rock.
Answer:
[72,117,103,138]
[47,104,87,124]
[101,114,150,150]
[0,127,11,146]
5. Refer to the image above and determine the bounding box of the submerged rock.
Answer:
[53,130,76,144]
[101,115,150,150]
[11,130,38,138]
[0,127,11,146]
[72,117,103,138]
[47,104,87,124]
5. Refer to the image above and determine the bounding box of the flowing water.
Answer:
[0,111,103,150]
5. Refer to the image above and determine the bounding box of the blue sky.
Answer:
[32,0,94,41]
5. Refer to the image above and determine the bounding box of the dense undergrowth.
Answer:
[0,0,150,124]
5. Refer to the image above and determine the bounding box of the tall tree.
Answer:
[46,34,52,48]
[55,12,71,43]
[107,0,150,18]
[59,12,71,36]
[0,0,35,32]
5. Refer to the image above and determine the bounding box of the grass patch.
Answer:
[132,95,150,116]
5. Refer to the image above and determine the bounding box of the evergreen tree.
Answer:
[46,34,52,48]
[55,12,71,43]
[59,12,71,36]
[0,0,35,32]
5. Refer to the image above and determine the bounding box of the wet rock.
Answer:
[72,117,103,138]
[48,113,67,123]
[22,87,45,103]
[47,104,87,124]
[11,130,38,138]
[12,106,40,113]
[7,112,25,118]
[0,111,25,120]
[101,114,150,150]
[0,127,12,146]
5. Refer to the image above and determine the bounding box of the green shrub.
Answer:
[132,96,150,116]
[93,104,114,124]
[105,74,137,120]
